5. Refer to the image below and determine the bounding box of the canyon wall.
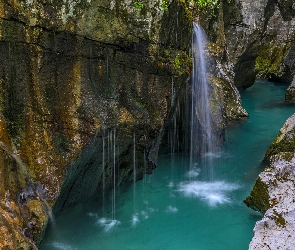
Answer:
[1,0,294,248]
[0,0,246,248]
[245,114,295,249]
[0,0,194,248]
[198,1,295,249]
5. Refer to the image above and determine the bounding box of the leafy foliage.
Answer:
[134,1,144,14]
[161,0,169,11]
[194,0,232,15]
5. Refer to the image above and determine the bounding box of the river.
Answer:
[40,80,295,250]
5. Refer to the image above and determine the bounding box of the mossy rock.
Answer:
[244,177,270,213]
[271,209,286,227]
[264,132,295,161]
[255,45,288,79]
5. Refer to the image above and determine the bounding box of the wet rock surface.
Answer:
[0,0,194,247]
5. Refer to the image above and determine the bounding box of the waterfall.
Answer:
[133,131,137,211]
[102,128,106,216]
[112,129,116,220]
[190,23,215,179]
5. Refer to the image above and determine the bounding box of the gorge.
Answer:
[0,0,295,249]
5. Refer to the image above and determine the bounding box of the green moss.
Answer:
[161,0,169,11]
[158,48,192,76]
[173,54,181,69]
[244,177,270,213]
[134,1,145,14]
[271,210,286,227]
[255,45,288,78]
[182,0,233,16]
[264,135,295,161]
[177,0,194,21]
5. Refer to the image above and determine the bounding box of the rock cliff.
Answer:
[199,0,295,89]
[245,114,295,249]
[0,0,250,248]
[1,0,295,248]
[0,0,194,248]
[197,0,295,249]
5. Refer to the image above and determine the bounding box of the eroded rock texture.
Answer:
[0,0,248,247]
[1,0,294,248]
[0,0,195,248]
[199,0,295,89]
[245,114,295,249]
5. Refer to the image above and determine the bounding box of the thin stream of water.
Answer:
[191,23,216,180]
[41,81,295,250]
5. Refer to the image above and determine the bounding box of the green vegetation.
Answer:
[173,54,181,69]
[134,1,144,14]
[272,210,286,227]
[193,0,232,14]
[195,0,220,9]
[244,177,270,213]
[161,0,169,11]
[255,45,287,78]
[134,0,169,14]
[264,132,295,161]
[158,48,192,76]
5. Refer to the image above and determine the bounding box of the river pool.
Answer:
[40,81,295,250]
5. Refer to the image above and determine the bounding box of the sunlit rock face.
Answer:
[248,153,295,250]
[245,114,295,249]
[264,114,295,161]
[0,0,194,248]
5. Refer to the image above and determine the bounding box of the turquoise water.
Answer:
[41,81,295,250]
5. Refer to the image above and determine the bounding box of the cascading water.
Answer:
[41,25,295,249]
[190,23,215,179]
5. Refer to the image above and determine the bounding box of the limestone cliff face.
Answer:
[0,0,194,248]
[245,114,295,249]
[198,0,295,90]
[2,0,294,249]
